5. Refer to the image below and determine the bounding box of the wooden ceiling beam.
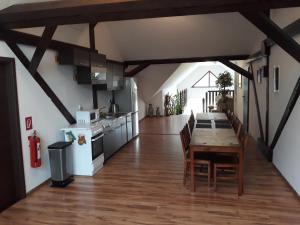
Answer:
[1,0,300,28]
[124,64,150,77]
[125,55,249,66]
[241,11,300,63]
[219,60,253,80]
[5,41,76,124]
[0,29,124,65]
[28,25,57,74]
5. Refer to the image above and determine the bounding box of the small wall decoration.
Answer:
[25,116,33,130]
[238,74,242,88]
[273,66,280,92]
[257,69,262,84]
[78,134,86,145]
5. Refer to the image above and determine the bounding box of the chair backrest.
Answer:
[232,117,240,133]
[180,124,191,160]
[239,125,248,148]
[188,119,194,136]
[191,110,195,121]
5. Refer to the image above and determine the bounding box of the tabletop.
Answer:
[191,113,240,148]
[196,113,227,121]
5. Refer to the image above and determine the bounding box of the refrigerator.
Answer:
[115,78,139,137]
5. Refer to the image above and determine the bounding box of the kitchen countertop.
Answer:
[61,112,132,131]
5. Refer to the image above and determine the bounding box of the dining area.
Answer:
[180,111,247,195]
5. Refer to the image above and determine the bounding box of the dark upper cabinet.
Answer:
[58,48,90,67]
[58,48,107,85]
[90,52,106,67]
[94,60,124,90]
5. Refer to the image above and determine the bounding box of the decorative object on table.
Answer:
[216,71,234,112]
[66,131,76,143]
[148,104,154,117]
[208,105,214,112]
[156,107,161,117]
[78,134,86,145]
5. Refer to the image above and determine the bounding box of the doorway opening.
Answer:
[0,57,26,212]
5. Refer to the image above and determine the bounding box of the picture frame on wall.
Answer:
[273,65,280,93]
[238,74,242,88]
[257,69,262,84]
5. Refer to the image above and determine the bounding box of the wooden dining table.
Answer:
[189,113,244,195]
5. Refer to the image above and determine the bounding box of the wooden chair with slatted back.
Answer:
[188,118,194,137]
[180,124,212,188]
[213,134,249,193]
[232,116,240,133]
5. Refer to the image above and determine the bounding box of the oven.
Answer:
[91,132,104,160]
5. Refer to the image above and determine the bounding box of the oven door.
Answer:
[91,132,104,160]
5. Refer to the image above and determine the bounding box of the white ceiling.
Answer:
[1,1,265,61]
[103,13,265,60]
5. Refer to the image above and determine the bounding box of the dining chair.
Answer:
[180,125,212,188]
[188,117,195,137]
[232,116,240,133]
[213,134,248,192]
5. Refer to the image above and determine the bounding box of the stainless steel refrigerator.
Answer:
[115,78,139,137]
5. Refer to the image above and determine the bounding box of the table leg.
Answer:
[190,148,195,192]
[238,149,244,196]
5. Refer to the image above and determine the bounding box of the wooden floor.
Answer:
[1,115,300,225]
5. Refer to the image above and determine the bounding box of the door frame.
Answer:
[0,56,26,210]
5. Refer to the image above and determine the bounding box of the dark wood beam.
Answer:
[249,18,300,61]
[219,60,253,80]
[270,76,300,150]
[89,22,97,51]
[0,29,124,64]
[5,41,76,125]
[28,25,57,74]
[241,11,300,63]
[124,64,150,77]
[1,0,300,29]
[125,55,249,66]
[250,63,265,142]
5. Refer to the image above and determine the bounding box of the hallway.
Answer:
[0,116,300,225]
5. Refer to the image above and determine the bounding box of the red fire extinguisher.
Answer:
[28,130,41,168]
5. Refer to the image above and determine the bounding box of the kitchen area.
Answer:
[52,47,139,183]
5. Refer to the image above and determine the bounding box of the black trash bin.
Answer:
[48,142,73,187]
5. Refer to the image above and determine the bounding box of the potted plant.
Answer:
[215,71,233,111]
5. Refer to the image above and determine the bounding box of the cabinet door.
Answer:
[103,130,115,161]
[127,121,133,142]
[121,123,127,145]
[106,61,114,90]
[114,125,122,151]
[73,49,90,67]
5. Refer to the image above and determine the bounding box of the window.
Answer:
[192,70,218,88]
[273,66,280,92]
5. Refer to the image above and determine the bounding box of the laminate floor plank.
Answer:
[0,115,299,225]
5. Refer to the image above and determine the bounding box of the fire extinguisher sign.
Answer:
[25,117,33,130]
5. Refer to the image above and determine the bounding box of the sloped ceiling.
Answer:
[1,1,265,61]
[103,13,265,60]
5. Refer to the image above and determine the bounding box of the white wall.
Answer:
[136,64,179,119]
[241,7,300,195]
[0,24,122,192]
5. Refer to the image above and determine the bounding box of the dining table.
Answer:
[189,113,244,195]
